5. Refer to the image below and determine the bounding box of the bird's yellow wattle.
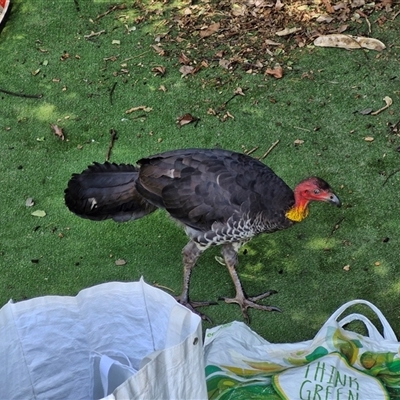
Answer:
[285,205,309,222]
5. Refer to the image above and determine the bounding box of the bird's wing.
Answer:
[136,148,295,231]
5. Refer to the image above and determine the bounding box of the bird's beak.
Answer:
[327,192,341,207]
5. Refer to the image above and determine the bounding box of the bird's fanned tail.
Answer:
[64,162,157,222]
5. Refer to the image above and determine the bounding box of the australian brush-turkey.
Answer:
[65,148,341,321]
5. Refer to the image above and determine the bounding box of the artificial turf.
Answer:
[1,0,400,343]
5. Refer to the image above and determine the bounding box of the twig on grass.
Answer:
[109,82,117,105]
[95,4,127,20]
[260,140,280,160]
[383,168,400,186]
[326,217,345,241]
[84,30,106,40]
[245,146,259,156]
[0,88,42,99]
[293,126,311,132]
[106,129,118,161]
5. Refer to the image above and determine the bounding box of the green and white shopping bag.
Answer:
[204,299,400,400]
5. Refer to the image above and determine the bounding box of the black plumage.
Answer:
[65,148,341,321]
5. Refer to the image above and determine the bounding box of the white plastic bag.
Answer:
[204,300,400,399]
[0,278,207,400]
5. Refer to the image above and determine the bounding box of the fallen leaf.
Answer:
[219,59,232,69]
[231,3,247,16]
[152,66,166,76]
[125,106,153,114]
[265,39,282,46]
[275,27,301,37]
[364,136,374,142]
[25,198,35,207]
[50,124,65,140]
[199,22,220,38]
[31,210,46,217]
[60,52,70,61]
[343,265,350,271]
[179,52,191,65]
[316,15,334,23]
[32,69,41,76]
[294,139,304,146]
[159,85,167,92]
[374,261,381,266]
[314,34,386,51]
[337,25,349,33]
[275,0,284,10]
[265,65,284,79]
[176,113,198,127]
[115,259,127,266]
[234,87,245,96]
[112,40,121,45]
[151,44,166,56]
[179,65,195,77]
[221,111,235,121]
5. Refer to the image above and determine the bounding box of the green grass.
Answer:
[1,0,400,343]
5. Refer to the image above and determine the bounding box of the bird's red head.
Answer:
[286,177,341,222]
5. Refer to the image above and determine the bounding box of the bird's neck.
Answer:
[285,195,310,222]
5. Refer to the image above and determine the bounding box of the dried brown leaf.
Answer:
[151,44,166,56]
[176,113,198,127]
[50,124,65,140]
[234,87,245,96]
[219,59,232,69]
[60,52,70,61]
[179,52,191,65]
[152,66,166,76]
[314,34,386,51]
[275,0,284,11]
[199,22,220,38]
[316,15,334,23]
[276,27,301,37]
[179,65,195,77]
[265,65,284,79]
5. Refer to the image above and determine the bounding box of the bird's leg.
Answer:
[175,240,217,322]
[220,243,281,323]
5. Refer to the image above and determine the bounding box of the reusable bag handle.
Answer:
[330,299,398,342]
[100,351,134,396]
[339,313,386,342]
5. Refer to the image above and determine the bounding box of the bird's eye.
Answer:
[314,189,320,194]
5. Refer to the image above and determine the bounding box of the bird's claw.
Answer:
[220,290,281,323]
[175,297,218,323]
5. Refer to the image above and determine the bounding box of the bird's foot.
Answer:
[175,296,218,323]
[220,290,281,323]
